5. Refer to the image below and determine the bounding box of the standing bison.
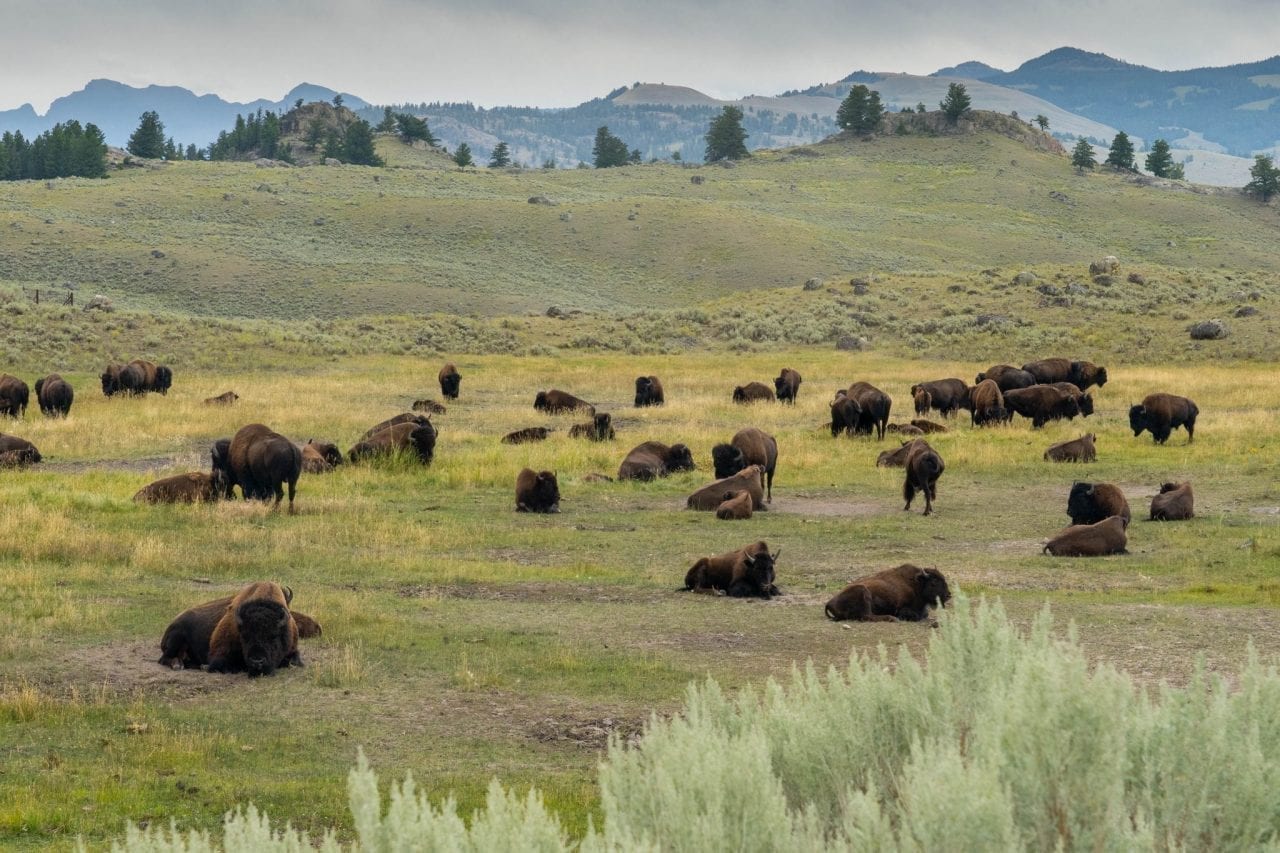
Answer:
[682,541,780,598]
[968,379,1006,427]
[975,365,1036,392]
[35,375,73,418]
[711,427,778,503]
[0,374,30,418]
[825,564,951,622]
[438,363,461,400]
[617,441,695,481]
[634,376,665,407]
[910,379,970,419]
[830,391,862,437]
[516,468,561,513]
[902,439,944,515]
[1130,394,1198,444]
[1022,358,1107,390]
[846,382,892,439]
[1003,385,1080,428]
[212,424,303,512]
[774,368,802,404]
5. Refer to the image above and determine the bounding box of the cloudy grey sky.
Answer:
[4,0,1277,111]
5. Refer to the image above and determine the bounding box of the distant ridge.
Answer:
[931,61,1004,80]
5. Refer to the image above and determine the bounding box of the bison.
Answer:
[846,382,892,439]
[1044,433,1097,463]
[1043,516,1128,557]
[715,490,754,520]
[634,375,665,407]
[1003,385,1080,428]
[1067,482,1130,526]
[912,387,931,417]
[101,362,143,397]
[876,440,915,468]
[128,359,172,394]
[682,541,780,598]
[910,379,970,419]
[1022,358,1107,390]
[301,439,343,473]
[569,412,615,441]
[886,424,924,436]
[774,368,802,404]
[361,413,432,441]
[412,399,447,415]
[1130,394,1198,444]
[687,465,766,511]
[158,581,321,676]
[134,471,227,504]
[204,391,239,406]
[903,439,944,515]
[0,374,30,417]
[349,422,436,465]
[830,391,862,437]
[516,468,560,513]
[824,564,951,622]
[1150,482,1194,521]
[910,419,948,434]
[1048,382,1094,418]
[617,441,695,481]
[534,389,593,414]
[968,379,1006,427]
[35,375,73,418]
[711,427,778,503]
[0,433,41,465]
[438,363,461,400]
[975,365,1036,392]
[502,427,551,444]
[732,382,775,404]
[213,424,303,512]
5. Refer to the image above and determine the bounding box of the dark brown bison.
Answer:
[1043,516,1128,556]
[134,472,227,504]
[412,399,447,415]
[1070,361,1108,390]
[617,441,695,481]
[1022,358,1107,390]
[1044,433,1097,463]
[1067,482,1131,526]
[876,440,915,468]
[213,424,303,512]
[910,419,948,433]
[569,412,615,441]
[682,541,780,598]
[0,433,41,464]
[349,422,437,465]
[300,439,343,473]
[204,391,239,406]
[774,368,802,404]
[830,391,862,437]
[0,449,37,467]
[912,387,931,416]
[502,427,551,444]
[824,564,951,622]
[903,439,944,515]
[687,465,766,511]
[732,382,775,404]
[516,468,560,513]
[1003,385,1080,428]
[846,382,892,439]
[35,375,73,417]
[1150,482,1194,521]
[0,374,30,417]
[1048,382,1094,418]
[101,362,142,396]
[361,413,432,441]
[716,490,754,520]
[975,365,1036,392]
[438,363,461,399]
[711,427,778,503]
[534,389,594,414]
[1130,394,1198,444]
[158,582,322,676]
[968,379,1006,427]
[910,379,970,418]
[634,375,665,407]
[128,359,172,394]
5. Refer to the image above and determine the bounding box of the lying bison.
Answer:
[35,375,73,418]
[212,424,302,512]
[1003,385,1080,428]
[502,427,551,444]
[975,365,1036,392]
[682,541,780,598]
[824,564,951,622]
[1067,482,1130,526]
[204,391,239,406]
[1044,433,1097,463]
[774,368,802,405]
[911,419,948,434]
[1150,482,1194,521]
[968,379,1006,427]
[535,390,593,414]
[516,468,560,513]
[301,439,343,473]
[732,382,775,404]
[438,363,461,400]
[349,422,436,465]
[412,399,447,415]
[886,424,924,436]
[617,441,695,481]
[134,471,227,504]
[634,375,665,407]
[715,490,754,520]
[361,413,432,441]
[687,465,766,512]
[0,374,30,417]
[569,412,615,441]
[1043,516,1128,556]
[1130,394,1198,445]
[910,379,970,419]
[711,427,778,503]
[0,433,41,466]
[903,439,944,515]
[158,581,322,676]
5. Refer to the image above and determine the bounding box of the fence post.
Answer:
[34,289,39,305]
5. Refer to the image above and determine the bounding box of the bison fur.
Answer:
[824,564,951,622]
[903,439,944,515]
[618,441,695,481]
[1150,482,1194,521]
[1130,394,1198,445]
[516,468,560,513]
[1043,516,1128,557]
[1067,482,1130,526]
[1044,433,1097,463]
[682,541,780,598]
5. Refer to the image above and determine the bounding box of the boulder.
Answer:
[803,277,823,291]
[1188,319,1229,340]
[528,196,558,206]
[83,295,113,312]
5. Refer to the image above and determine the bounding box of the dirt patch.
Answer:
[42,456,182,475]
[528,715,644,749]
[773,493,885,518]
[30,640,244,700]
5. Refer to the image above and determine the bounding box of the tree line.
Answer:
[0,121,107,181]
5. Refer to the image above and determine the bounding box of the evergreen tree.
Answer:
[163,137,179,160]
[916,102,927,113]
[377,107,397,133]
[305,118,327,152]
[1105,131,1135,170]
[704,106,749,162]
[294,98,304,111]
[1245,154,1280,201]
[0,122,106,181]
[592,126,629,168]
[1144,139,1177,177]
[395,113,436,145]
[322,131,344,161]
[939,83,971,122]
[1034,114,1049,131]
[185,144,199,161]
[453,142,473,167]
[671,150,682,162]
[342,119,383,166]
[488,141,511,167]
[1070,139,1097,174]
[127,110,166,158]
[332,94,344,109]
[836,85,884,135]
[628,147,642,164]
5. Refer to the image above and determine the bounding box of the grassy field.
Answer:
[2,350,1278,849]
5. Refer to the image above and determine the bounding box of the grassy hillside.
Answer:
[1,122,1276,321]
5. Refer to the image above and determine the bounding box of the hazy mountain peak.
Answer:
[931,61,1004,80]
[1014,47,1140,74]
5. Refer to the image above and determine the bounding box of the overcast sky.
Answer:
[4,0,1277,112]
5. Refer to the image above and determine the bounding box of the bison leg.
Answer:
[1185,419,1195,443]
[286,477,297,515]
[158,631,189,669]
[728,580,764,598]
[903,479,916,511]
[922,488,934,516]
[284,649,304,668]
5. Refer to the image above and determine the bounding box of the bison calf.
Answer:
[0,434,41,465]
[412,399,447,415]
[1150,482,1194,521]
[910,379,969,418]
[688,465,766,512]
[715,490,754,520]
[1043,516,1128,557]
[516,468,560,513]
[1130,394,1198,445]
[1044,433,1097,463]
[301,439,343,473]
[134,472,226,504]
[502,427,551,444]
[1067,482,1130,526]
[682,541,780,598]
[204,391,239,406]
[569,412,615,441]
[903,439,944,515]
[824,564,951,622]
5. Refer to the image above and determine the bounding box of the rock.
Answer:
[627,212,637,220]
[836,335,868,351]
[253,158,290,168]
[1036,283,1060,296]
[1092,274,1114,286]
[1188,319,1229,340]
[528,195,557,206]
[222,193,235,201]
[559,212,572,222]
[1167,241,1177,247]
[150,249,165,259]
[852,283,870,295]
[313,217,326,226]
[546,306,565,318]
[1065,282,1089,295]
[803,277,823,291]
[1233,306,1259,318]
[1048,191,1070,204]
[690,175,705,185]
[256,184,274,193]
[83,295,114,312]
[1012,271,1037,286]
[1127,272,1146,285]
[324,158,342,166]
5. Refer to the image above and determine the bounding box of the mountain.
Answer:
[0,80,368,149]
[931,61,1004,80]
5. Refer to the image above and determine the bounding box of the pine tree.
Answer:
[1034,114,1049,131]
[1245,154,1280,201]
[592,126,629,168]
[939,83,971,122]
[342,119,383,166]
[836,85,884,135]
[332,94,344,109]
[395,113,436,146]
[628,147,642,165]
[1070,139,1097,174]
[488,141,511,167]
[377,107,397,133]
[127,111,166,158]
[453,142,473,167]
[305,118,327,152]
[163,137,179,160]
[1105,131,1135,170]
[1144,139,1177,177]
[704,105,749,162]
[185,144,199,161]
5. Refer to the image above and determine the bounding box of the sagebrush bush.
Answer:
[107,596,1280,851]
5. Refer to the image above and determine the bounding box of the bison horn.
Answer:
[743,554,757,568]
[771,548,781,562]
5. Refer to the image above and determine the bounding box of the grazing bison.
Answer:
[774,368,802,404]
[912,387,931,417]
[502,427,551,445]
[968,379,1006,427]
[687,465,766,512]
[732,382,775,404]
[349,422,437,465]
[134,472,227,504]
[824,564,951,622]
[1150,482,1194,521]
[715,490,754,520]
[412,399,447,415]
[846,382,892,439]
[910,419,948,434]
[830,391,862,437]
[1044,433,1097,463]
[617,441,695,481]
[975,365,1036,392]
[0,433,41,465]
[910,379,970,419]
[1047,383,1094,418]
[158,581,322,675]
[634,375,665,407]
[1067,482,1131,526]
[361,413,432,441]
[876,440,915,468]
[300,439,343,473]
[711,427,778,503]
[35,375,73,417]
[682,541,780,598]
[101,362,143,397]
[0,449,37,467]
[516,468,560,513]
[534,390,593,414]
[1043,516,1128,557]
[1003,385,1080,428]
[569,412,616,441]
[438,363,461,400]
[127,359,172,394]
[1130,394,1198,445]
[213,424,303,512]
[204,391,239,406]
[0,374,30,417]
[903,439,944,515]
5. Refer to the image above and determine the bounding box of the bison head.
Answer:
[308,440,343,467]
[731,386,748,403]
[533,391,549,411]
[665,444,696,473]
[594,413,612,435]
[711,443,746,479]
[155,365,173,394]
[916,568,951,609]
[974,372,987,385]
[741,547,780,597]
[1128,404,1147,436]
[210,438,235,498]
[410,425,437,463]
[440,372,460,399]
[1067,482,1097,523]
[1078,394,1095,417]
[235,598,293,677]
[531,471,560,513]
[100,370,119,397]
[634,376,654,406]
